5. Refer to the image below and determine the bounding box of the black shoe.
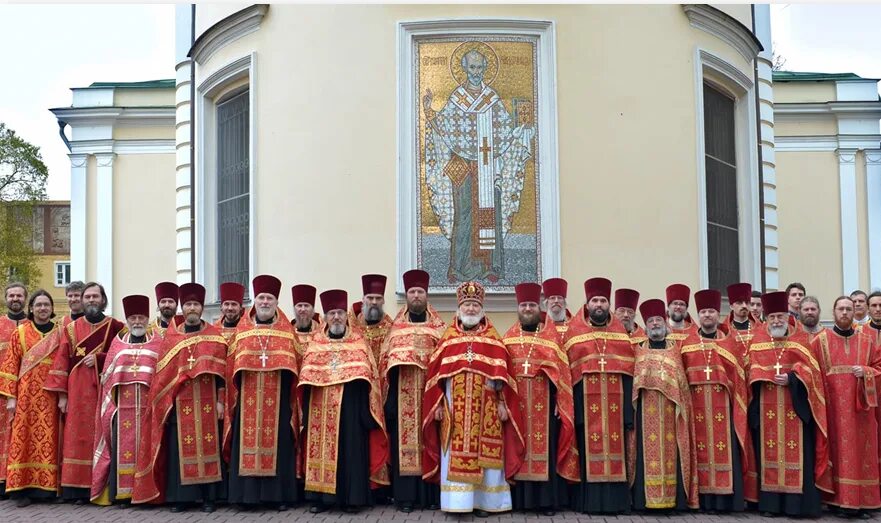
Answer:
[761,512,778,518]
[202,502,215,513]
[15,497,32,508]
[277,504,289,512]
[343,505,361,514]
[309,503,326,514]
[52,497,65,504]
[428,503,440,510]
[474,509,489,518]
[117,501,131,509]
[399,503,414,513]
[541,509,556,516]
[73,499,87,506]
[170,504,185,513]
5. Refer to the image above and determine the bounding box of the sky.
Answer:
[0,4,879,201]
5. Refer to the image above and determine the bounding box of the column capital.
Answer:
[837,148,858,164]
[95,153,116,168]
[866,149,881,165]
[68,153,88,168]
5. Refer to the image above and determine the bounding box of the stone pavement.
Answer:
[0,500,876,523]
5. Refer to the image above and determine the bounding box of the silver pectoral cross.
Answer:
[259,352,269,367]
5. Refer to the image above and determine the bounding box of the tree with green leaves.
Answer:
[0,122,48,290]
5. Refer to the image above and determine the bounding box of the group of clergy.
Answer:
[0,272,880,519]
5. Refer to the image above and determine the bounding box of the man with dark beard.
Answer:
[680,289,756,512]
[724,283,762,363]
[379,270,445,513]
[799,296,823,337]
[223,275,299,511]
[614,288,644,342]
[291,284,320,359]
[299,289,389,514]
[504,282,577,515]
[0,282,29,493]
[45,281,124,504]
[214,282,245,344]
[351,274,393,364]
[666,283,697,341]
[563,278,635,514]
[132,283,227,512]
[151,281,179,338]
[746,291,831,517]
[542,278,571,337]
[631,299,697,512]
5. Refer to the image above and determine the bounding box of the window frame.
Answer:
[54,260,71,288]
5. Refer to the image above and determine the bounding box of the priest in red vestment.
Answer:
[350,274,393,365]
[746,291,831,517]
[814,296,881,517]
[379,269,445,512]
[723,283,762,364]
[291,284,321,359]
[223,275,300,510]
[542,278,572,337]
[422,281,525,516]
[632,299,698,511]
[563,277,635,514]
[681,289,757,512]
[150,281,179,338]
[91,295,161,506]
[0,282,29,492]
[504,282,577,515]
[0,290,59,506]
[214,282,245,344]
[44,281,124,503]
[615,288,646,343]
[299,289,389,514]
[132,283,227,513]
[60,281,86,328]
[666,284,698,342]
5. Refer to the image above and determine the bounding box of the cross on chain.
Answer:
[598,356,607,372]
[479,137,492,166]
[187,354,196,369]
[773,361,783,375]
[259,352,269,367]
[521,359,532,375]
[704,366,712,380]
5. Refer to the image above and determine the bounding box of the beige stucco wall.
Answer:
[192,5,758,324]
[774,118,838,137]
[112,153,177,313]
[774,82,837,104]
[114,88,175,107]
[113,125,176,140]
[710,4,753,32]
[775,150,842,318]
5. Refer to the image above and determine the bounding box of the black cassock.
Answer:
[227,370,299,505]
[748,376,821,517]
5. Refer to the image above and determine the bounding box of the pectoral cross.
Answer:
[773,361,783,375]
[187,354,196,369]
[704,366,712,380]
[598,356,607,373]
[479,137,491,166]
[521,359,532,375]
[259,352,269,368]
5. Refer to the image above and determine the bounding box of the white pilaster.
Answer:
[754,4,778,291]
[866,150,881,291]
[837,149,860,293]
[69,154,88,283]
[95,153,115,312]
[175,4,194,285]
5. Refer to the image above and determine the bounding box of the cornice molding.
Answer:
[50,106,175,127]
[190,4,267,65]
[683,5,762,62]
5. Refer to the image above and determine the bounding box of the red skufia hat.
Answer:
[694,289,721,312]
[252,274,282,299]
[542,277,568,299]
[761,291,788,315]
[614,288,640,310]
[639,298,667,323]
[178,283,206,306]
[219,282,245,304]
[155,281,178,303]
[584,277,612,301]
[727,283,752,304]
[352,301,362,316]
[122,295,150,318]
[456,281,485,306]
[320,289,348,313]
[514,282,542,304]
[361,274,387,296]
[666,283,691,305]
[291,284,317,306]
[402,269,430,292]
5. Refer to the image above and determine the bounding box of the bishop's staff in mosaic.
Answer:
[422,281,525,515]
[423,42,534,283]
[223,275,300,510]
[563,278,635,515]
[679,289,757,512]
[378,269,446,513]
[91,295,162,507]
[813,296,881,517]
[746,291,831,518]
[132,283,228,513]
[503,282,577,515]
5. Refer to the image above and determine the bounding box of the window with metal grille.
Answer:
[216,90,250,294]
[703,83,739,291]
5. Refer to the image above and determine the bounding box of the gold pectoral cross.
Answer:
[521,359,531,375]
[704,366,712,380]
[773,361,783,375]
[187,354,196,369]
[598,356,607,372]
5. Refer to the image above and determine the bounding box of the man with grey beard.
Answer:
[352,274,393,364]
[542,278,571,337]
[798,296,823,336]
[92,295,161,506]
[746,291,828,518]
